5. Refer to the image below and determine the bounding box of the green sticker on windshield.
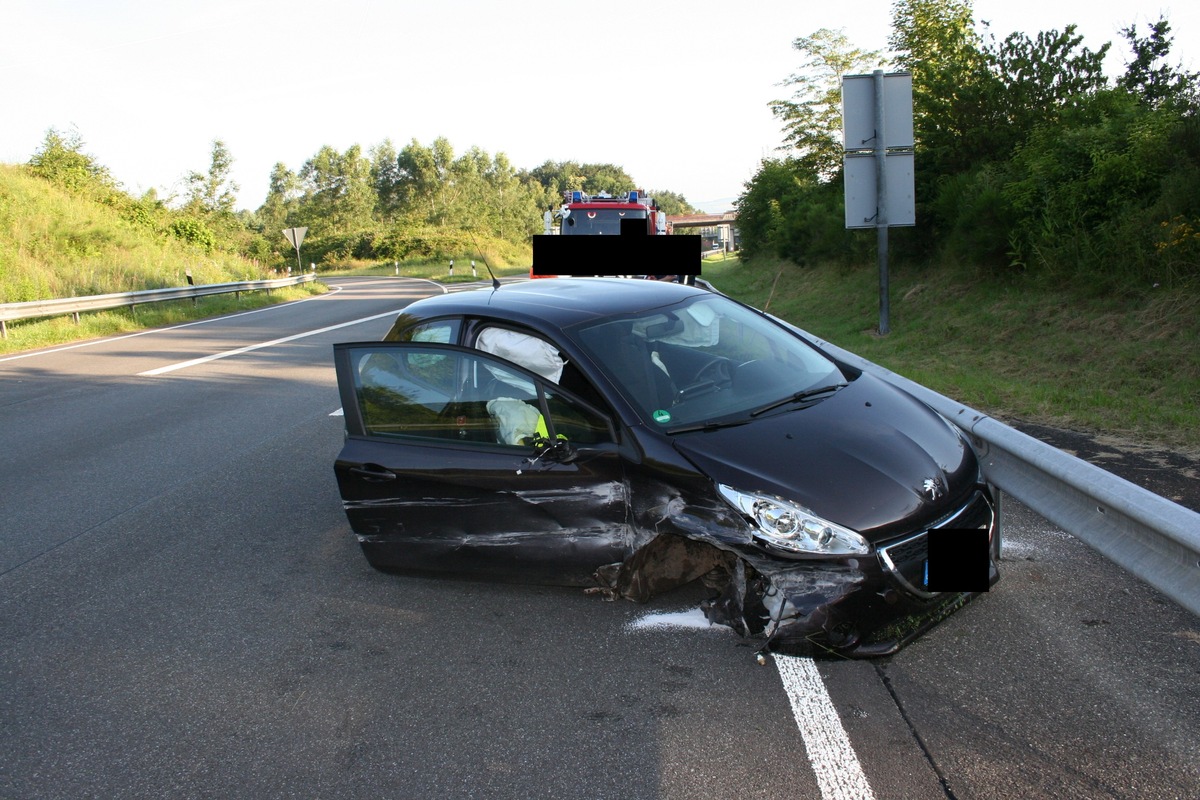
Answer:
[652,409,672,424]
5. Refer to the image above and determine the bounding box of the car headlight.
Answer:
[717,484,870,556]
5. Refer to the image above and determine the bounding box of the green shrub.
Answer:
[168,217,217,252]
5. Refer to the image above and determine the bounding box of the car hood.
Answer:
[671,373,977,542]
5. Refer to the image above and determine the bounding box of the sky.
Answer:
[4,0,1197,215]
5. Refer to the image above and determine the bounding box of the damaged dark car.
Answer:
[333,278,999,657]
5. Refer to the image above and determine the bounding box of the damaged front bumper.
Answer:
[720,555,1000,658]
[599,488,1000,659]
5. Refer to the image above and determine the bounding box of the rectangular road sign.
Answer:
[843,152,915,228]
[842,72,913,151]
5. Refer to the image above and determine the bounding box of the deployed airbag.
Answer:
[487,397,541,445]
[477,328,565,383]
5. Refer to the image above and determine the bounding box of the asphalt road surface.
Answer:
[2,277,1197,799]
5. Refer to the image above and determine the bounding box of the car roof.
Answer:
[404,278,706,328]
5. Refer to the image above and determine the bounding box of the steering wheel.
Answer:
[676,357,733,401]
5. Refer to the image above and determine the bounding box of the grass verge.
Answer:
[702,256,1200,453]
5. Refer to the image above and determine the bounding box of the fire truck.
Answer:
[543,190,670,237]
[533,190,698,279]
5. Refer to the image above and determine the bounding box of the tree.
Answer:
[890,0,991,175]
[525,160,640,210]
[1118,17,1199,111]
[185,139,239,215]
[984,25,1109,149]
[477,150,542,241]
[28,127,115,195]
[769,28,884,180]
[396,137,454,222]
[579,163,636,196]
[257,162,299,238]
[370,139,403,219]
[297,144,374,235]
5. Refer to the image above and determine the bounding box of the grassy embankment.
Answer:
[0,165,325,352]
[0,164,527,354]
[701,254,1199,454]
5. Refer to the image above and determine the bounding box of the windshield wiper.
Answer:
[749,383,846,417]
[666,418,754,435]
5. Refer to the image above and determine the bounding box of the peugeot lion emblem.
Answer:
[922,477,943,501]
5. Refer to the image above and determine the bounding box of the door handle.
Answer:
[350,465,397,482]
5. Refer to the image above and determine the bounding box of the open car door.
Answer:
[333,342,631,585]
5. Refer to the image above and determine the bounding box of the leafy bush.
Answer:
[999,92,1197,286]
[168,217,217,252]
[27,129,117,198]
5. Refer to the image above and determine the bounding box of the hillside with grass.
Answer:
[0,158,327,353]
[0,164,272,303]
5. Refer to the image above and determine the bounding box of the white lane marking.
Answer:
[624,610,876,798]
[330,408,344,416]
[138,309,400,376]
[0,288,343,364]
[774,653,877,800]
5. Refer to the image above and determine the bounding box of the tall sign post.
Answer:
[282,227,308,273]
[842,71,914,335]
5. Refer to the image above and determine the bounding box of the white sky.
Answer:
[4,1,1196,214]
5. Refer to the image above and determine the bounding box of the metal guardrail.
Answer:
[0,274,316,338]
[789,325,1200,618]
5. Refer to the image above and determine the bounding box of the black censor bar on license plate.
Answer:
[925,528,992,593]
[532,234,702,277]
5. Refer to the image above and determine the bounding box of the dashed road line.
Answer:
[138,310,400,376]
[775,653,877,800]
[627,610,875,799]
[0,288,341,364]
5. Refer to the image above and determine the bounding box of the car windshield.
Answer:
[561,208,647,235]
[572,293,845,431]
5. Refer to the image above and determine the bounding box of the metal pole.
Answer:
[874,70,890,335]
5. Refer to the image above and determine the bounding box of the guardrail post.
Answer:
[990,484,1004,560]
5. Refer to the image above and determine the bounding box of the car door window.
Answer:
[397,318,460,344]
[344,344,614,449]
[474,324,610,415]
[544,386,612,445]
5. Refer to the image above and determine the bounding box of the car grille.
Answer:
[877,490,995,600]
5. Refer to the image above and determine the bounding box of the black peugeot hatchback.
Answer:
[333,278,999,656]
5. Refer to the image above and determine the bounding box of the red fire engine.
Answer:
[532,190,673,279]
[544,190,670,237]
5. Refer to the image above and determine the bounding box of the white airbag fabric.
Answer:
[486,398,540,445]
[476,328,565,383]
